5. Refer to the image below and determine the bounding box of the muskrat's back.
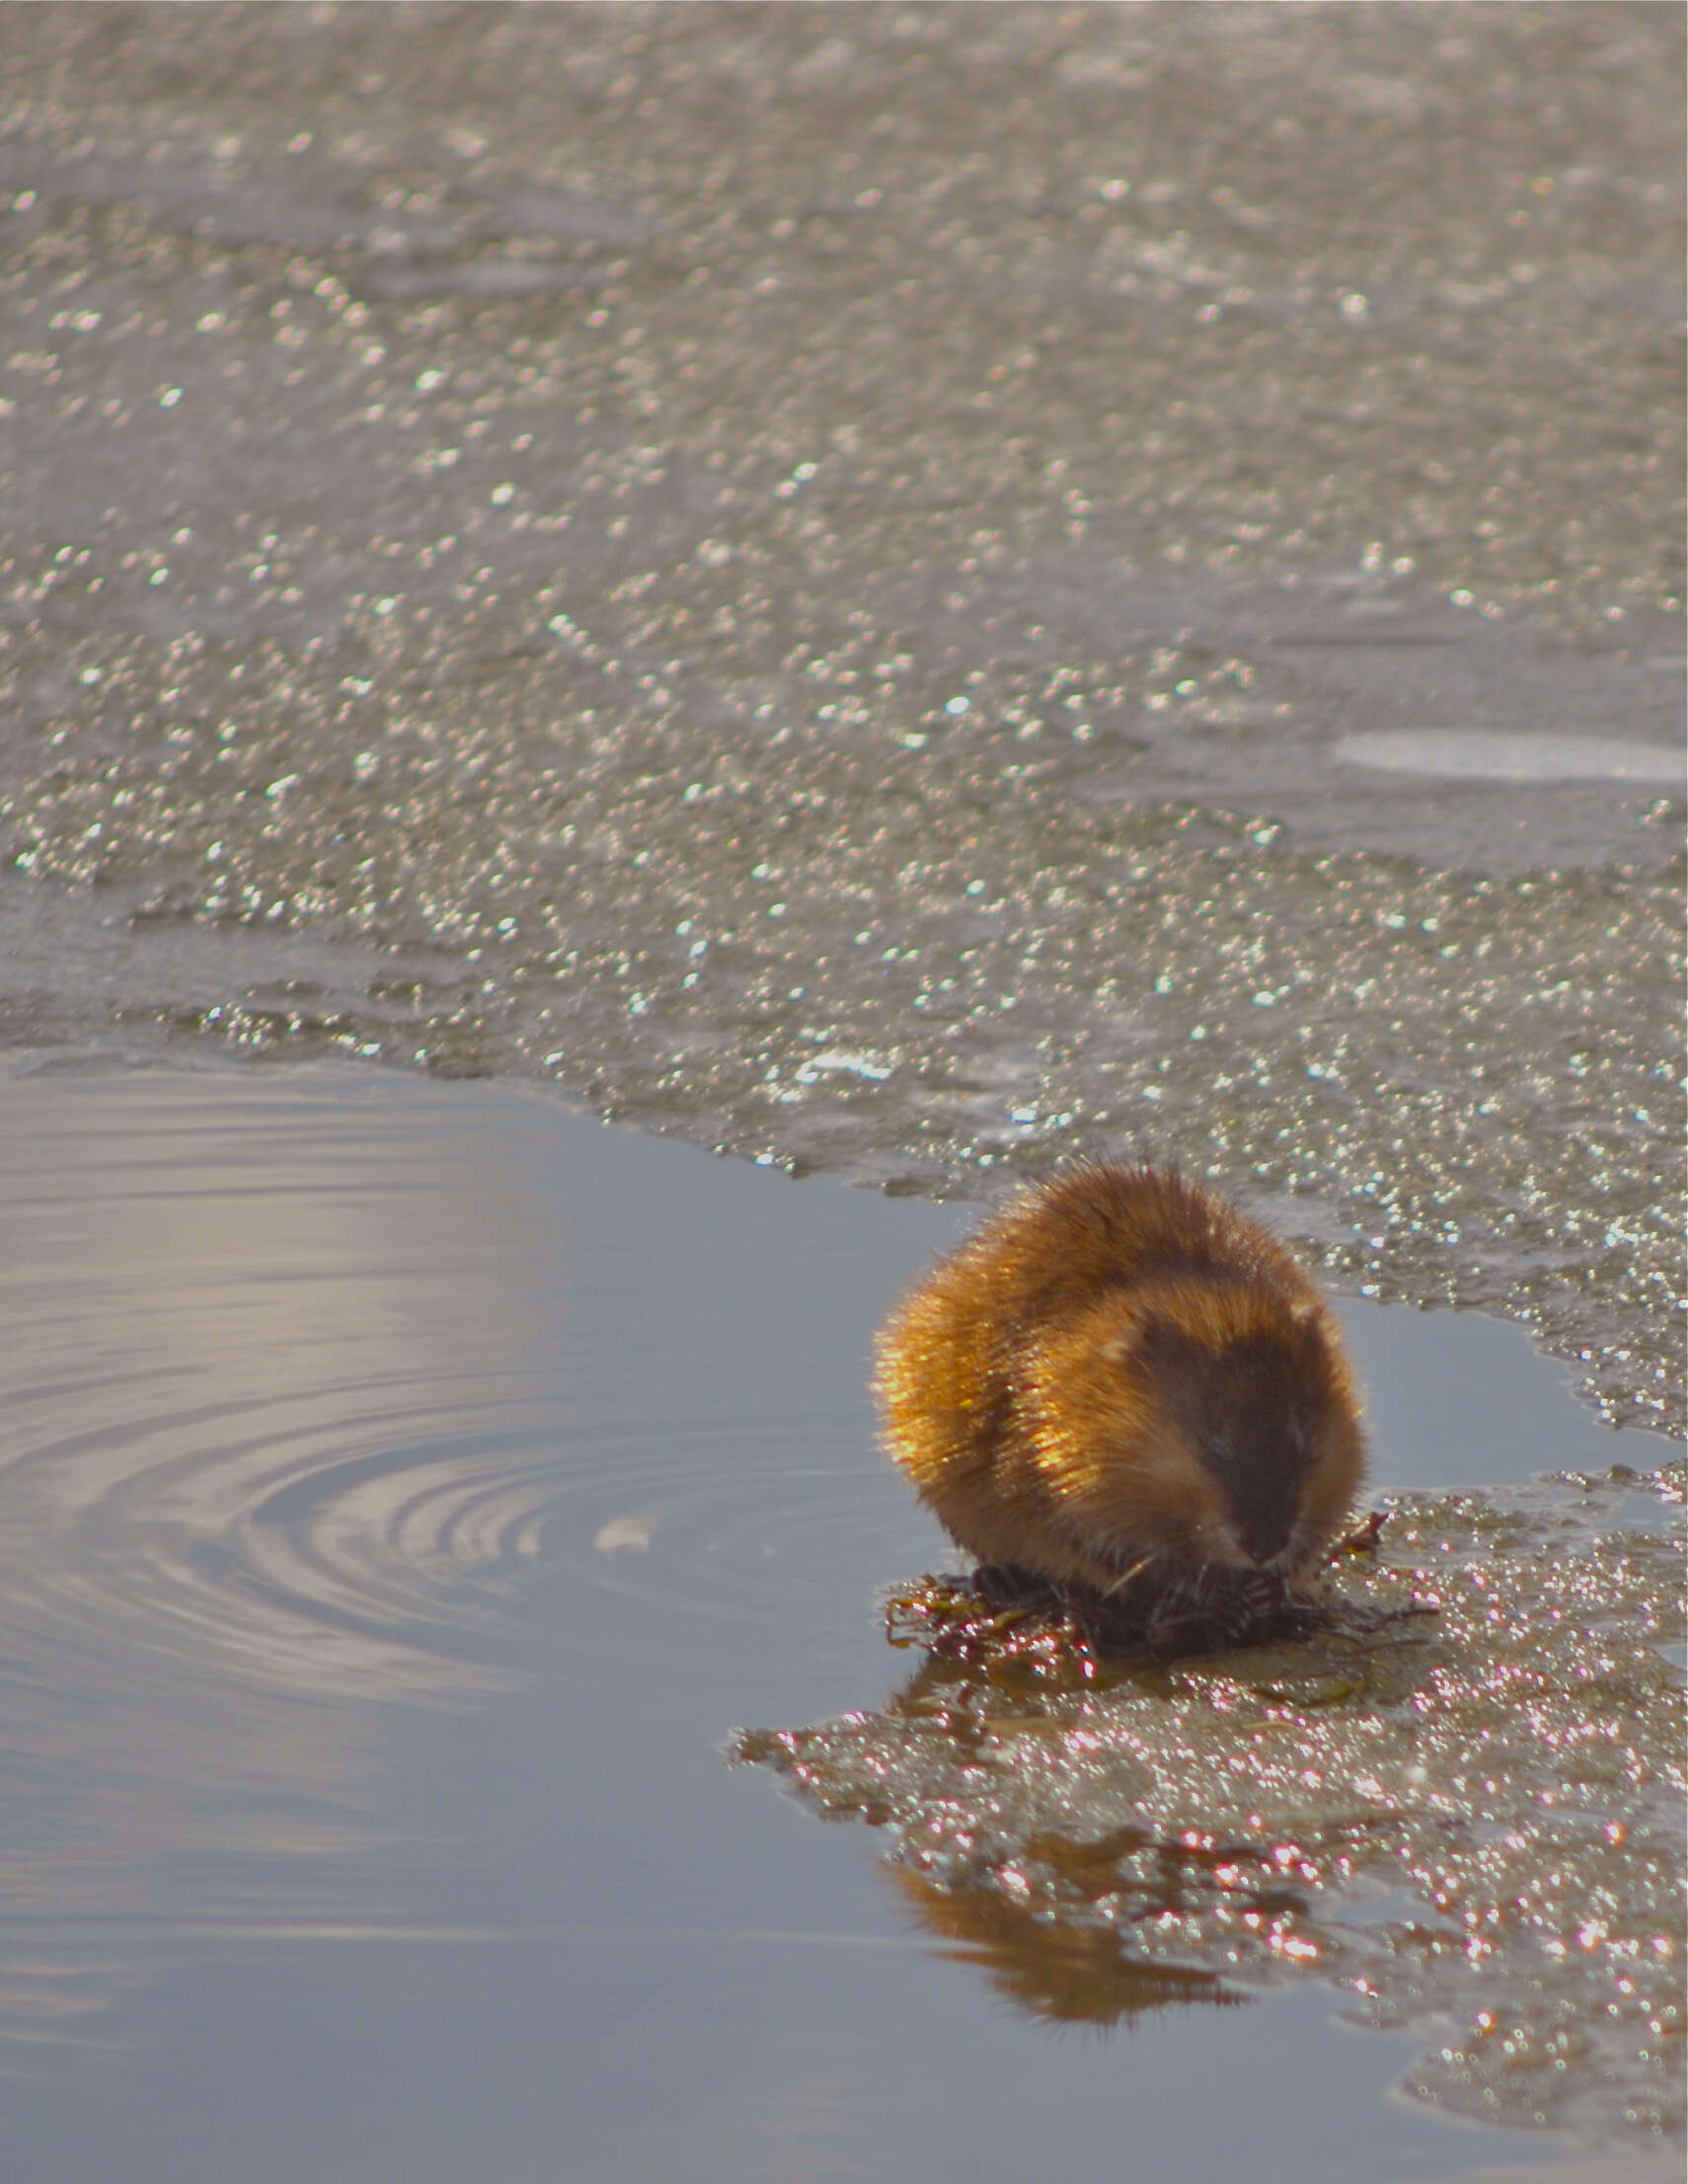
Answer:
[874,1163,1366,1646]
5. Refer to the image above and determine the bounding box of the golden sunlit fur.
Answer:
[874,1164,1366,1642]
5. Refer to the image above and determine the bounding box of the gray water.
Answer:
[0,1061,1676,2184]
[0,6,1681,2178]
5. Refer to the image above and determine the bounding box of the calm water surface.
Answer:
[0,1063,1674,2184]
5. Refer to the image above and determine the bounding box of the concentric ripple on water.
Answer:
[0,1065,928,2050]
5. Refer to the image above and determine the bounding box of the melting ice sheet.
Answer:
[0,1061,1677,2184]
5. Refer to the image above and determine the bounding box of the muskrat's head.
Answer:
[1024,1275,1366,1583]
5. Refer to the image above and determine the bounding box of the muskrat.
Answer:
[874,1163,1367,1653]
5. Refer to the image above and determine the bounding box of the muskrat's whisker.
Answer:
[1103,1553,1157,1597]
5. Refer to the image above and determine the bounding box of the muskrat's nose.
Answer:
[1220,1461,1300,1566]
[1236,1505,1296,1567]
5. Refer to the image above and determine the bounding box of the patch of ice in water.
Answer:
[1336,730,1682,782]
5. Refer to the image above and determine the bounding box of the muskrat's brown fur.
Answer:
[874,1164,1367,1652]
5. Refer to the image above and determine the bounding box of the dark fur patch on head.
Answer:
[1133,1320,1321,1565]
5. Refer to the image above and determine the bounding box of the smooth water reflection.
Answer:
[0,1062,1672,2183]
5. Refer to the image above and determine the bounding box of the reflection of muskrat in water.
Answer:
[874,1164,1367,1653]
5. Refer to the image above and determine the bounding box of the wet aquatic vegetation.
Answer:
[736,1460,1686,2145]
[879,1512,1423,1670]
